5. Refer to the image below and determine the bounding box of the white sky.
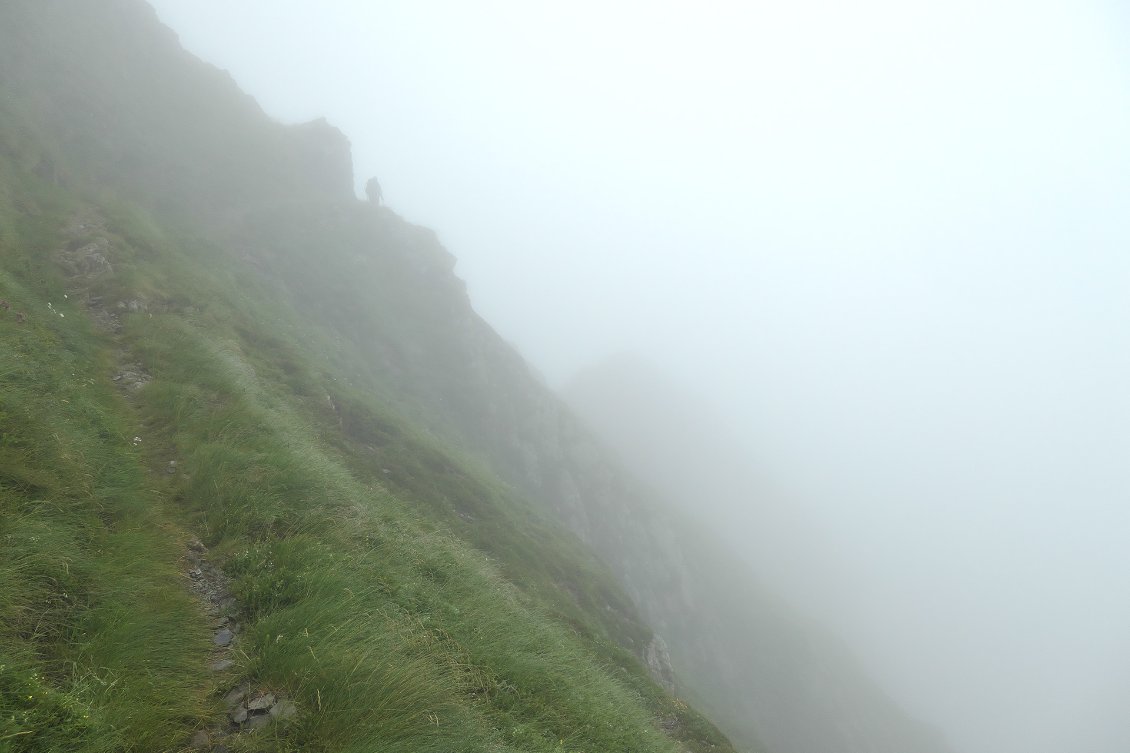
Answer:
[146,2,1130,752]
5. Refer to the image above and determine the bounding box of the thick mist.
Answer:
[146,2,1130,752]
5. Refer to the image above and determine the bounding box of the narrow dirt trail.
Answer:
[60,213,297,750]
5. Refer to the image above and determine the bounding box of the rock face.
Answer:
[57,237,113,280]
[289,118,354,202]
[644,635,677,695]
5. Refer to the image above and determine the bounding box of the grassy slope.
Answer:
[0,2,737,752]
[0,162,212,750]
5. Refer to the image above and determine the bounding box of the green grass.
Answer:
[0,192,212,751]
[123,296,681,753]
[0,136,733,753]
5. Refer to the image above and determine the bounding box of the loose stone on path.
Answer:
[224,684,250,709]
[247,693,276,711]
[270,699,298,719]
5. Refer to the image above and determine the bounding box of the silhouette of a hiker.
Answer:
[365,176,383,206]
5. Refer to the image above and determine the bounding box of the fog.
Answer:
[146,1,1130,751]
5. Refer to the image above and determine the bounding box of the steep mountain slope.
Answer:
[0,3,954,753]
[0,3,733,752]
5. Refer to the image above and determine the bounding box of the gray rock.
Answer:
[644,634,677,695]
[209,658,234,672]
[289,118,355,201]
[189,730,210,748]
[269,699,298,720]
[57,239,113,279]
[247,693,275,711]
[245,713,272,731]
[223,684,250,709]
[230,706,248,724]
[213,628,234,646]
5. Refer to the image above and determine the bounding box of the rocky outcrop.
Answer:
[645,635,677,695]
[288,117,355,202]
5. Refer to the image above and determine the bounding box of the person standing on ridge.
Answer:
[365,176,383,206]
